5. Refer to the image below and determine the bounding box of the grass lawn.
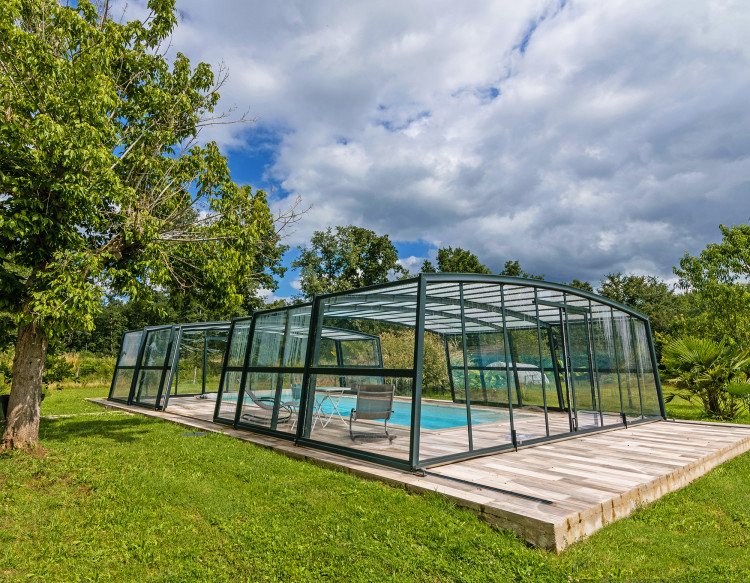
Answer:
[0,384,749,581]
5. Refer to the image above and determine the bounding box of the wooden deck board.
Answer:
[90,397,750,552]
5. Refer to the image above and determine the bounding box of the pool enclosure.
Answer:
[109,274,665,471]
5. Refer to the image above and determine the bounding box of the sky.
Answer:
[118,0,749,300]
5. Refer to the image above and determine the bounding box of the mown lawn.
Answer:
[0,384,748,582]
[1,384,562,582]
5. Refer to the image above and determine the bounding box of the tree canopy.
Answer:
[421,246,491,274]
[674,222,750,345]
[0,0,290,449]
[598,273,685,338]
[498,259,543,280]
[292,225,407,300]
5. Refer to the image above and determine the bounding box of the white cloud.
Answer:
[116,0,750,284]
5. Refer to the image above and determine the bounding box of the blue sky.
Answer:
[119,0,750,301]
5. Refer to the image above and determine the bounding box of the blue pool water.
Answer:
[214,392,511,430]
[317,396,509,430]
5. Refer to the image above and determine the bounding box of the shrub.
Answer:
[661,336,750,419]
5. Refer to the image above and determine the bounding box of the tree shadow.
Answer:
[39,414,156,443]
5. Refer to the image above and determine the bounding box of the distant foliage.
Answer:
[499,259,544,280]
[674,222,750,346]
[379,330,449,396]
[292,226,407,299]
[422,247,491,275]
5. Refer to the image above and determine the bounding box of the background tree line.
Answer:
[289,222,750,419]
[6,0,738,452]
[2,221,744,360]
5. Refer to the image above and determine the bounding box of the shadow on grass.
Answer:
[39,415,156,444]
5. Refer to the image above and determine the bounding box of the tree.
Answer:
[0,0,292,449]
[422,246,491,274]
[597,273,684,338]
[567,279,594,293]
[499,259,544,280]
[292,226,407,300]
[673,222,750,345]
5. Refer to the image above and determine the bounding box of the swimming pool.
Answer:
[212,391,512,430]
[316,395,510,430]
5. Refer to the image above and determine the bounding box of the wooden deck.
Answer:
[91,397,750,552]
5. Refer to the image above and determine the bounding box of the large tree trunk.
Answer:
[1,323,48,450]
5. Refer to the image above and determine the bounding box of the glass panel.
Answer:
[549,326,570,410]
[237,372,302,434]
[110,368,134,401]
[502,326,552,441]
[216,370,243,422]
[304,374,411,463]
[142,328,172,367]
[315,290,416,369]
[173,330,205,395]
[282,307,311,367]
[422,331,451,400]
[633,319,661,417]
[118,331,143,367]
[132,369,163,407]
[566,314,599,430]
[424,327,470,459]
[205,328,229,394]
[250,311,287,368]
[590,311,625,427]
[613,312,641,421]
[226,321,251,368]
[169,327,228,397]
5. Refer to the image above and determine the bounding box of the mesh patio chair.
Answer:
[241,389,294,425]
[349,383,396,442]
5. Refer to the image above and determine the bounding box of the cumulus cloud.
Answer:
[118,0,750,284]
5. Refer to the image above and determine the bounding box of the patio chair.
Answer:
[241,389,294,425]
[349,383,396,442]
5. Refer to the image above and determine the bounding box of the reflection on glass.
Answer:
[226,321,251,368]
[142,328,172,367]
[132,369,162,405]
[305,374,411,462]
[110,369,134,401]
[119,332,143,367]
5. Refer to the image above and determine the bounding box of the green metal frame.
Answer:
[109,273,666,472]
[107,329,144,404]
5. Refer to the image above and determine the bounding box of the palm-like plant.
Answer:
[661,336,750,419]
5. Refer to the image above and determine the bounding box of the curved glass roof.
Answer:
[109,274,665,471]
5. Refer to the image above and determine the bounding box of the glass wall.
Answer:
[234,306,310,436]
[109,323,230,410]
[160,323,230,410]
[129,326,174,409]
[109,330,144,402]
[298,283,418,465]
[215,319,252,423]
[416,279,664,467]
[110,274,665,471]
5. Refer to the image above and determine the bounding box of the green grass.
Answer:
[663,389,750,424]
[2,384,749,581]
[40,383,112,416]
[2,384,563,583]
[554,452,750,581]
